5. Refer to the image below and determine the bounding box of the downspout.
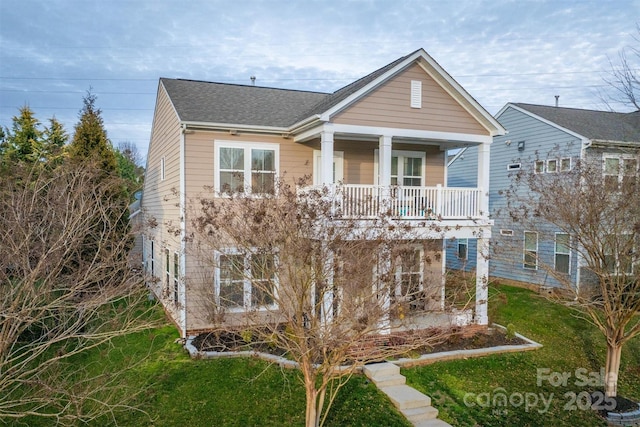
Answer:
[179,123,188,337]
[575,138,591,297]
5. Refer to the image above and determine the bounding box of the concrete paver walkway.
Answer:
[363,362,452,427]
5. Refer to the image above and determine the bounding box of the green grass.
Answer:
[11,283,640,426]
[403,283,640,427]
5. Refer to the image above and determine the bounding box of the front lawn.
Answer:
[403,283,640,427]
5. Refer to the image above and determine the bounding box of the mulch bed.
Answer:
[191,327,527,360]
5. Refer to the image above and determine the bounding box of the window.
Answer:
[390,151,425,186]
[165,249,170,294]
[457,239,468,260]
[604,155,639,191]
[173,252,179,304]
[160,157,165,181]
[216,250,276,309]
[149,240,155,275]
[555,233,570,274]
[410,80,422,108]
[534,160,545,174]
[603,234,635,275]
[393,247,423,308]
[500,229,514,236]
[523,231,538,270]
[507,163,521,171]
[547,159,558,173]
[560,157,572,172]
[215,141,278,195]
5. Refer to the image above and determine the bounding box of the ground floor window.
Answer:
[555,233,570,274]
[216,250,276,309]
[523,231,538,270]
[457,239,468,260]
[393,246,423,309]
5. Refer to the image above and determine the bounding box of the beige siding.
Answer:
[141,83,183,323]
[333,64,488,135]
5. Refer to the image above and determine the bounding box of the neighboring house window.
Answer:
[410,80,422,108]
[560,157,572,172]
[523,231,538,270]
[500,229,514,236]
[603,234,634,275]
[555,233,570,274]
[603,155,638,191]
[534,160,545,174]
[216,250,276,310]
[507,163,521,171]
[457,238,468,260]
[547,159,558,173]
[160,157,165,181]
[214,141,279,195]
[173,252,180,304]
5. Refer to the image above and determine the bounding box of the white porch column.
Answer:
[378,135,392,187]
[377,244,391,334]
[475,237,489,325]
[320,131,334,186]
[477,143,491,216]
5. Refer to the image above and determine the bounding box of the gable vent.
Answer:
[410,80,422,108]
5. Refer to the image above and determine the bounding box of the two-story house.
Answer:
[447,102,640,289]
[140,49,505,338]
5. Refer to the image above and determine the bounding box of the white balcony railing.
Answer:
[301,184,484,220]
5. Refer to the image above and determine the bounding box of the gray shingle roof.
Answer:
[513,103,640,143]
[161,78,328,127]
[160,50,418,128]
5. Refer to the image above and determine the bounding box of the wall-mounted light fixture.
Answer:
[517,141,525,151]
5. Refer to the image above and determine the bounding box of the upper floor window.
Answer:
[604,155,638,191]
[390,151,425,186]
[215,141,279,196]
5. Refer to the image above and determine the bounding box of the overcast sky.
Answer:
[1,0,638,162]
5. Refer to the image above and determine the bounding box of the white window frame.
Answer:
[560,157,572,172]
[547,159,558,173]
[214,140,279,196]
[500,229,514,236]
[214,249,278,312]
[165,248,171,295]
[374,149,426,186]
[523,231,538,270]
[554,233,571,274]
[507,163,521,171]
[173,252,180,305]
[149,240,155,275]
[534,160,545,174]
[393,246,424,307]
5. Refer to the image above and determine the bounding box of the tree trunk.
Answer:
[604,342,622,398]
[305,380,318,427]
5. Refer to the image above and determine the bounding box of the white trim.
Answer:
[160,156,166,181]
[534,160,545,174]
[374,149,426,186]
[179,126,187,335]
[547,159,558,173]
[560,157,572,172]
[500,229,514,236]
[213,140,280,195]
[507,163,521,171]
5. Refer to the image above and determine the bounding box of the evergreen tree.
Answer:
[42,116,68,165]
[2,106,43,163]
[68,91,117,172]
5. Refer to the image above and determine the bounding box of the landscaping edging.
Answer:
[606,404,640,426]
[183,324,543,370]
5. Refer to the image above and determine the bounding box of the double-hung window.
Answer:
[457,238,468,260]
[173,252,180,304]
[523,231,538,270]
[215,141,278,195]
[216,250,276,310]
[604,154,638,191]
[555,233,570,274]
[603,234,635,275]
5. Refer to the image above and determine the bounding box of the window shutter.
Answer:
[410,80,422,108]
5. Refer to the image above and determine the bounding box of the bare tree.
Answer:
[603,24,640,111]
[188,179,456,427]
[0,162,159,425]
[503,157,639,398]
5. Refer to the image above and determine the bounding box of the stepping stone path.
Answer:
[363,362,452,427]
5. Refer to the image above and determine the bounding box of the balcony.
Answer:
[301,184,484,220]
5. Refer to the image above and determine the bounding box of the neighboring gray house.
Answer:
[447,102,640,289]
